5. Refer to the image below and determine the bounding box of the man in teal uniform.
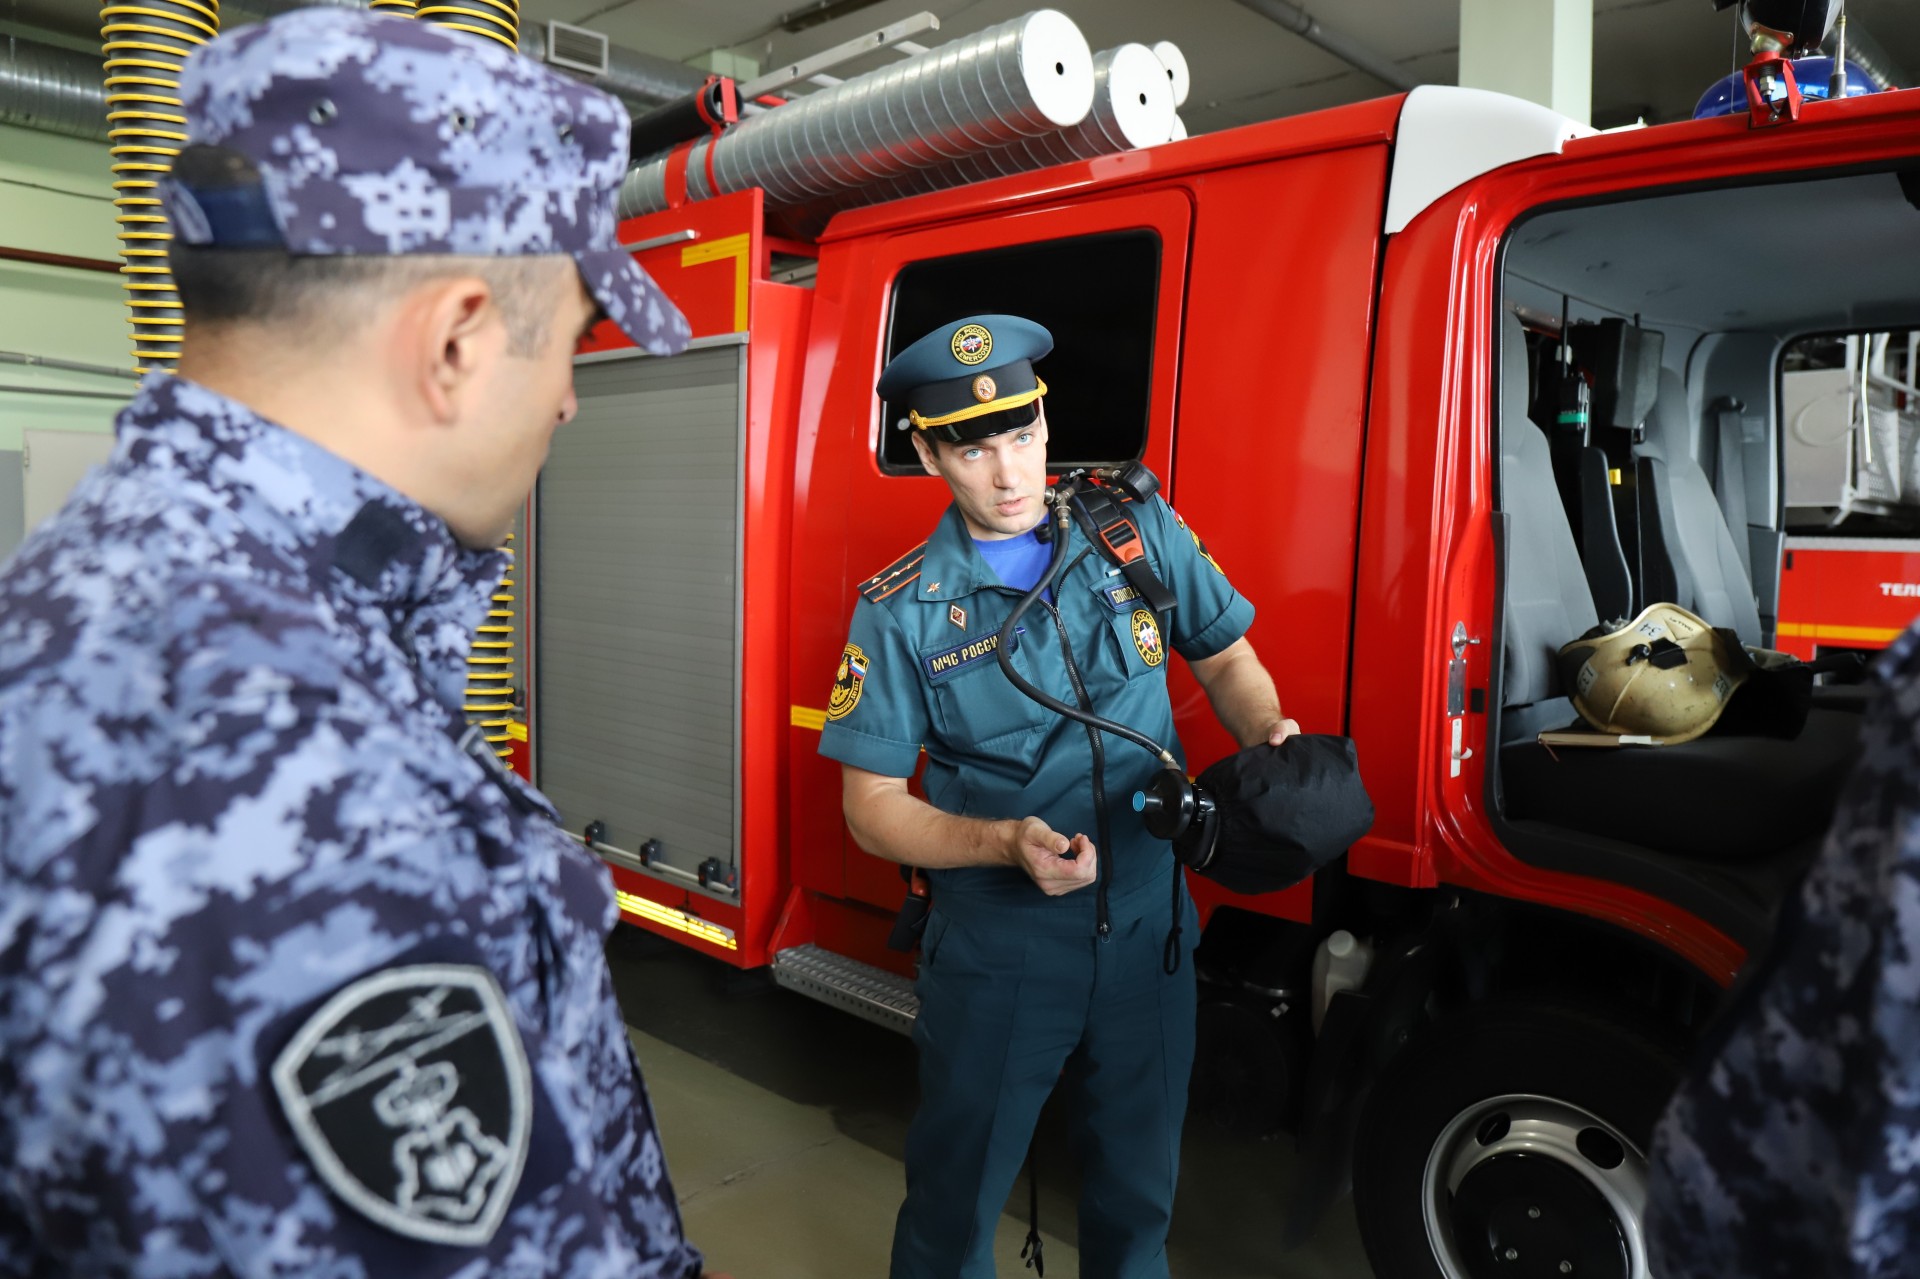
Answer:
[819,315,1297,1278]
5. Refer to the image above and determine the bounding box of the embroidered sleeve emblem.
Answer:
[828,643,869,721]
[269,964,532,1247]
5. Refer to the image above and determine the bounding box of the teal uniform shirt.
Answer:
[820,493,1254,932]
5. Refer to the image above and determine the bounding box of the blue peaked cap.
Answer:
[160,8,690,356]
[878,314,1053,443]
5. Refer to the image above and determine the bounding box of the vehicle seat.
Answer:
[1500,706,1862,861]
[1496,321,1864,863]
[1500,314,1600,717]
[1636,369,1763,646]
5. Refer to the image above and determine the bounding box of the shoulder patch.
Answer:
[828,643,869,720]
[1169,507,1226,575]
[271,963,532,1247]
[860,542,928,604]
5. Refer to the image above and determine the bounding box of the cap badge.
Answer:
[952,324,993,366]
[971,375,997,403]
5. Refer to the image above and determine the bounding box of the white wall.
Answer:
[0,122,134,549]
[0,122,134,450]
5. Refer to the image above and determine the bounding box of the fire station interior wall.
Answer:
[0,125,128,442]
[0,125,130,552]
[534,345,743,883]
[0,452,21,563]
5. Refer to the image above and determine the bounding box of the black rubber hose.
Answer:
[993,501,1176,767]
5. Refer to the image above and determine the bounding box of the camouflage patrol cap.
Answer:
[162,7,690,355]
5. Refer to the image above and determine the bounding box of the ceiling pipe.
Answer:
[0,37,108,140]
[1,0,702,148]
[517,25,708,106]
[0,245,119,274]
[0,349,141,379]
[1228,0,1420,93]
[1824,19,1906,90]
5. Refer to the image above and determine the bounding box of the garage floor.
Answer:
[606,927,1373,1278]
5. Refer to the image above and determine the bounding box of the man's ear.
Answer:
[910,431,943,478]
[408,275,495,423]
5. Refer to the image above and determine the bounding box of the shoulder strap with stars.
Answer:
[859,541,928,604]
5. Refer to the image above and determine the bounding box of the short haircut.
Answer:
[167,146,570,356]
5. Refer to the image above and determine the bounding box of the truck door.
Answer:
[789,191,1193,919]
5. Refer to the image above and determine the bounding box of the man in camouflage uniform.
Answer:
[0,10,717,1277]
[1646,624,1920,1277]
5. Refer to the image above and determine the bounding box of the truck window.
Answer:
[879,230,1160,474]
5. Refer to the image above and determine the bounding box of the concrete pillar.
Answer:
[1458,0,1592,126]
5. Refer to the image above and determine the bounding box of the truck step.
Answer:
[772,944,918,1036]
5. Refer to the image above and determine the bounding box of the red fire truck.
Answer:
[511,26,1920,1277]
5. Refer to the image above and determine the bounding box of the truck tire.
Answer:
[1350,999,1685,1279]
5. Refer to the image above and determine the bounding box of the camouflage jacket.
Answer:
[0,375,701,1278]
[1647,624,1920,1278]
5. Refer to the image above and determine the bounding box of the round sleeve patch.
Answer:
[827,643,869,721]
[1131,609,1166,667]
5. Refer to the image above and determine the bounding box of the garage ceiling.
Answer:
[5,0,1915,132]
[518,0,1919,132]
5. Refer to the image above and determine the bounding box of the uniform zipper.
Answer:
[1040,594,1112,938]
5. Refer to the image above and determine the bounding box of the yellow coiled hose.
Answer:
[367,0,417,11]
[101,0,220,373]
[414,0,517,53]
[464,533,519,759]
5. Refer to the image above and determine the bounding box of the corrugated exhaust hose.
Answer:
[101,0,222,372]
[415,0,518,53]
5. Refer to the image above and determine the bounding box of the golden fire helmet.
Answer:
[1557,603,1748,744]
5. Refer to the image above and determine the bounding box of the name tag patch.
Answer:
[1102,582,1143,612]
[925,632,1007,681]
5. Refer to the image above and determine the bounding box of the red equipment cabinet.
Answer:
[530,69,1920,1277]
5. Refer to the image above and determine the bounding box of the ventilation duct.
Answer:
[619,8,1095,220]
[0,37,109,140]
[518,26,708,105]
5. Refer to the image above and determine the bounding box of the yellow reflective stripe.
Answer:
[909,378,1047,431]
[790,705,827,731]
[681,232,752,331]
[1775,622,1903,643]
[614,889,739,950]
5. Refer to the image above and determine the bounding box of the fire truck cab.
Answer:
[525,71,1920,1279]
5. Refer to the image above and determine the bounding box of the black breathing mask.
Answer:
[1135,735,1374,895]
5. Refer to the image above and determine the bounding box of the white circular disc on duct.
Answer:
[1151,40,1190,108]
[1017,9,1097,127]
[1099,42,1177,149]
[1169,113,1188,141]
